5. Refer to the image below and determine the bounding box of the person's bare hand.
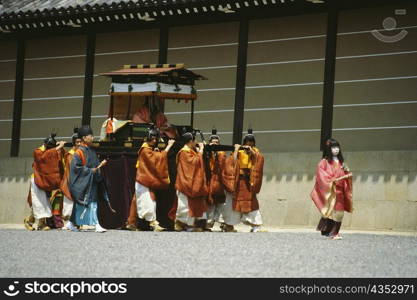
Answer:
[56,141,65,150]
[247,146,255,153]
[167,139,175,147]
[333,174,351,182]
[164,139,175,152]
[98,159,108,168]
[198,143,204,153]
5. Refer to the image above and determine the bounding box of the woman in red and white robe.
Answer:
[311,138,353,240]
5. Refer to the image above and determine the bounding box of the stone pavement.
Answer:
[0,226,415,278]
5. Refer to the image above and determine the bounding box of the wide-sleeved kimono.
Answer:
[175,145,208,218]
[41,148,76,227]
[203,150,227,228]
[32,146,64,193]
[60,149,75,201]
[223,148,264,213]
[134,142,170,225]
[27,145,65,219]
[57,148,77,220]
[69,145,109,226]
[207,151,227,205]
[136,143,170,191]
[310,159,353,218]
[126,142,175,229]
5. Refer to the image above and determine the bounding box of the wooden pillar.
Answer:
[10,39,25,157]
[232,18,249,145]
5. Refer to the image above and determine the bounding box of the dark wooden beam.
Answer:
[158,26,169,64]
[190,100,195,128]
[81,32,96,126]
[320,8,339,150]
[10,39,25,157]
[232,18,249,145]
[158,26,169,114]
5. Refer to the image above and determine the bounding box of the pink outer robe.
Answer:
[310,159,353,218]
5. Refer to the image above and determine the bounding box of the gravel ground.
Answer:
[0,229,416,278]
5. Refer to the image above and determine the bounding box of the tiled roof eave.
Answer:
[0,0,300,33]
[0,1,165,21]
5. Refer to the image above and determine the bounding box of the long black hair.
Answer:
[322,138,344,163]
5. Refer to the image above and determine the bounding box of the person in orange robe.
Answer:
[158,124,181,231]
[311,138,353,240]
[24,134,66,231]
[135,129,174,231]
[125,125,179,231]
[222,131,264,232]
[47,130,83,230]
[60,130,82,231]
[205,132,227,231]
[125,194,139,231]
[175,132,208,232]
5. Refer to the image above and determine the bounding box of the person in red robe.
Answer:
[132,102,168,129]
[125,126,179,231]
[24,134,66,231]
[125,125,179,231]
[135,129,174,231]
[310,138,353,240]
[222,131,264,232]
[132,105,152,123]
[155,112,168,129]
[175,132,208,232]
[205,131,227,231]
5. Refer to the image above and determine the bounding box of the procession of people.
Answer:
[23,123,353,239]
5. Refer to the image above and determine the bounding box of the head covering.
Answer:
[44,133,57,148]
[71,127,80,144]
[209,127,220,142]
[182,132,195,144]
[242,128,255,145]
[147,127,160,141]
[78,125,93,138]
